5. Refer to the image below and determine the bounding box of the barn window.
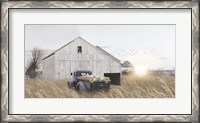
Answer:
[78,46,82,53]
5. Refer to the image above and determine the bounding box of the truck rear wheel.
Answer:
[76,81,87,91]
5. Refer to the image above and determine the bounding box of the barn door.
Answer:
[71,60,92,72]
[58,60,71,79]
[96,61,110,76]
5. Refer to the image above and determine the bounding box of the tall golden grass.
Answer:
[25,74,175,98]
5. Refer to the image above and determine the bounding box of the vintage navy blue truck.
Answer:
[67,70,111,91]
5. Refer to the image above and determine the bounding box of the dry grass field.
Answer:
[25,74,175,98]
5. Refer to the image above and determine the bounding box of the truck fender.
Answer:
[76,81,88,91]
[68,80,75,87]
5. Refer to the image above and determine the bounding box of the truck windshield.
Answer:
[76,71,92,77]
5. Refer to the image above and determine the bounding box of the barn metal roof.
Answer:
[42,37,121,63]
[42,38,76,60]
[95,46,120,63]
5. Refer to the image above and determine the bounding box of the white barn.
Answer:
[42,37,121,79]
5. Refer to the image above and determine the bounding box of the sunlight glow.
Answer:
[135,65,147,76]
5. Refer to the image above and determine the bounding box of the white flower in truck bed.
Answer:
[77,75,111,83]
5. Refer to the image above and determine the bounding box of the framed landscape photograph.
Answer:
[1,1,199,122]
[25,24,175,98]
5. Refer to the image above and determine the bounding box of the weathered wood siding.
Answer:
[43,37,121,79]
[42,55,55,79]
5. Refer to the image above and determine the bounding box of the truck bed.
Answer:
[77,75,110,83]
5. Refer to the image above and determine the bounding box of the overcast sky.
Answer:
[25,25,175,70]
